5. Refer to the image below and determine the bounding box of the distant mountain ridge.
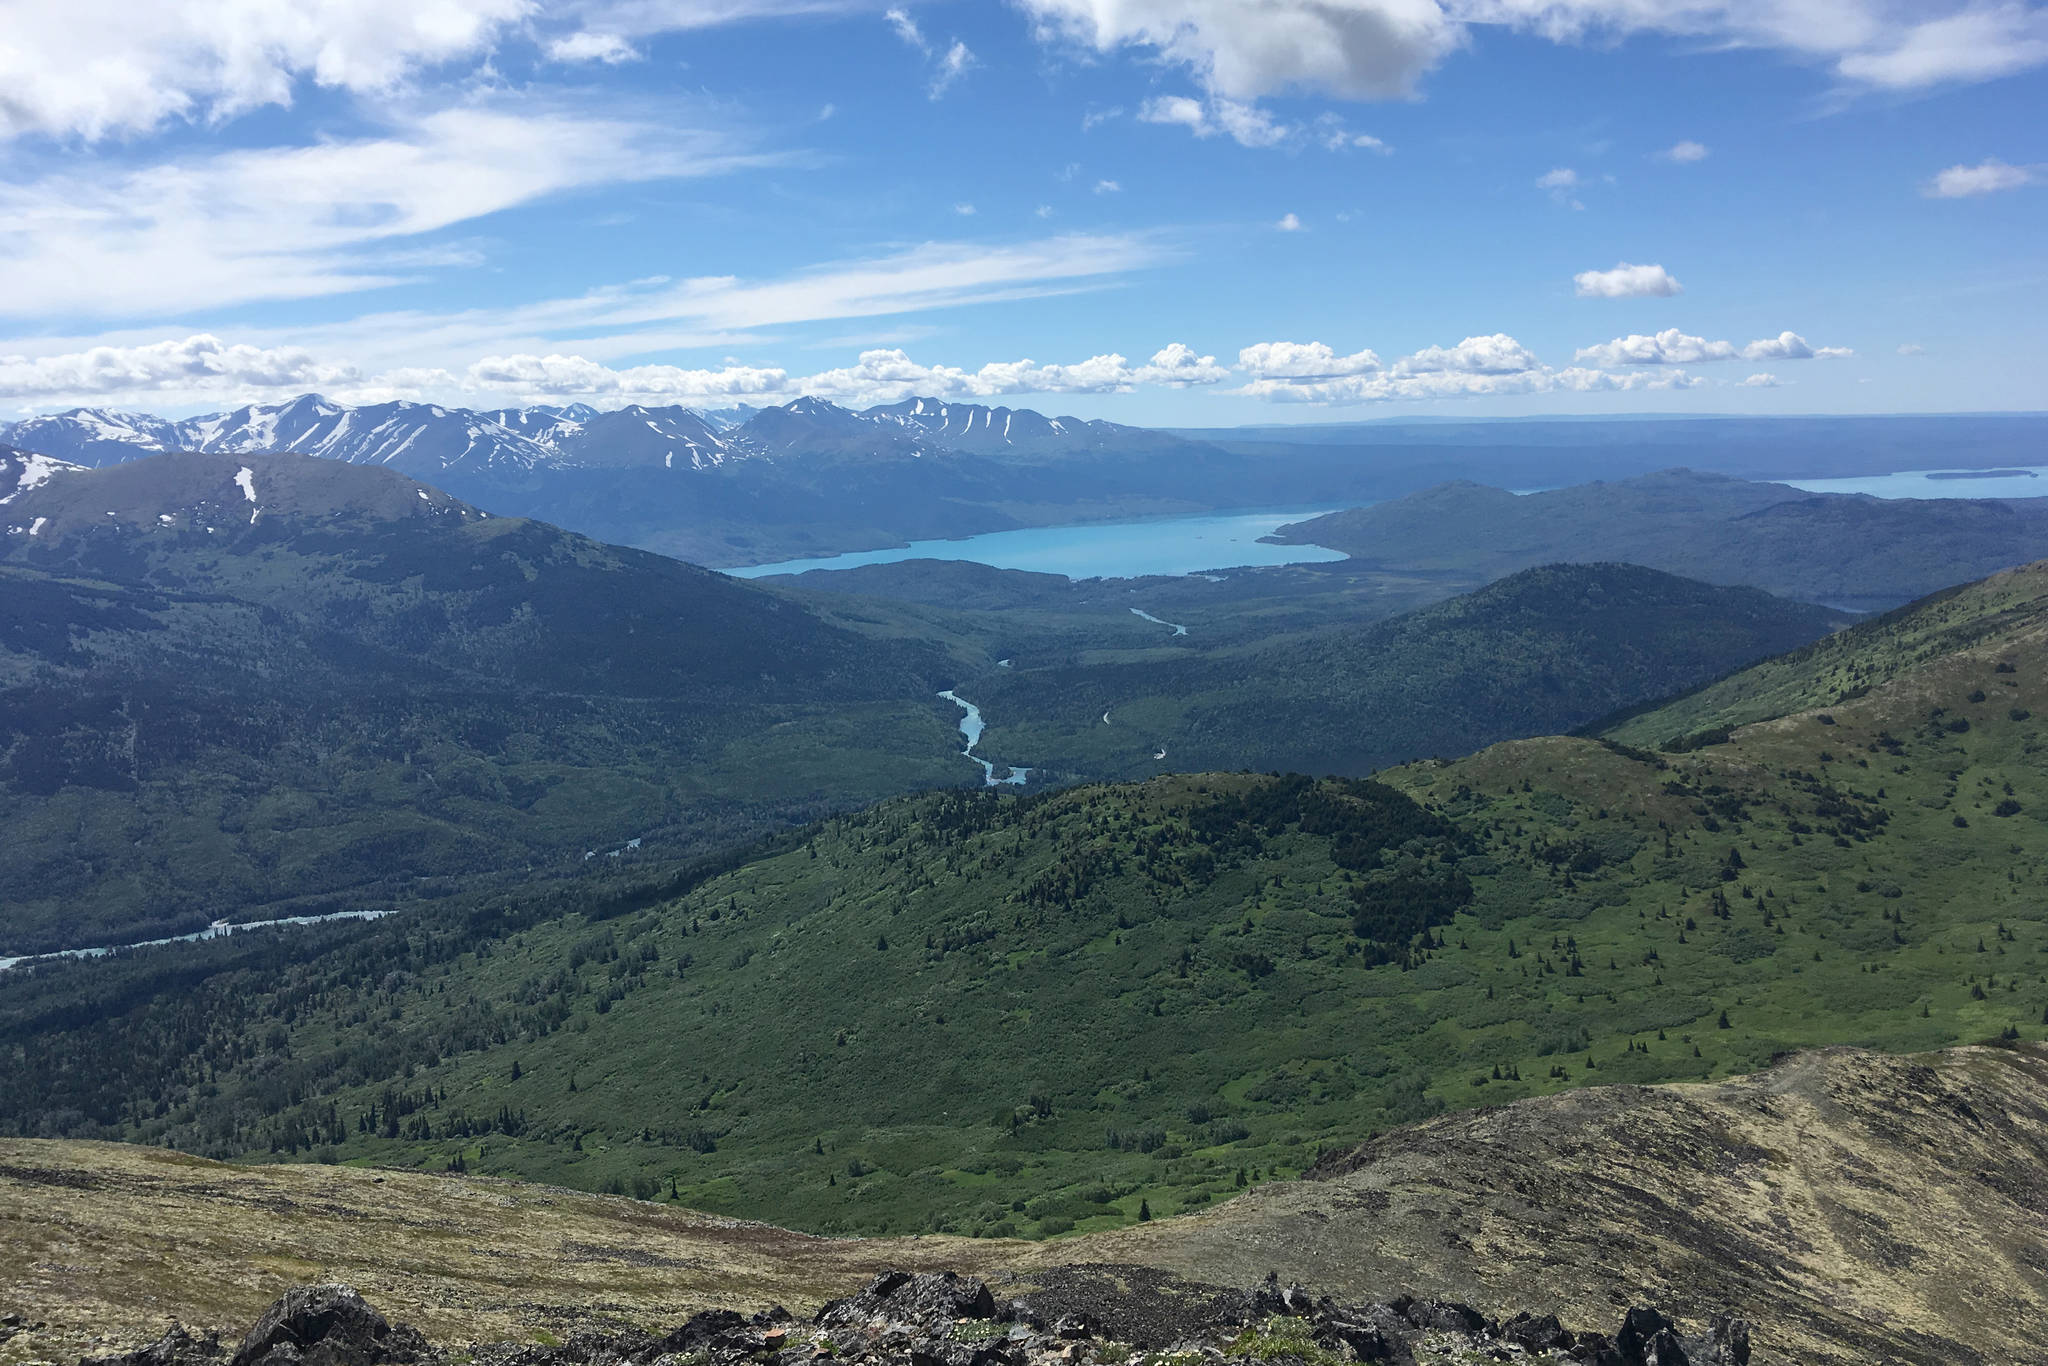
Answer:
[0,392,1183,479]
[0,395,1235,565]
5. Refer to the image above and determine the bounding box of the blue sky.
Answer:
[0,0,2042,424]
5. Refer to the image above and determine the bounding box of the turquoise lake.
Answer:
[1783,467,2048,499]
[724,507,1353,580]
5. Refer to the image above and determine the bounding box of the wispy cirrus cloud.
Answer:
[0,102,782,318]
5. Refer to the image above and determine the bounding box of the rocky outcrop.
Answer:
[88,1278,1751,1366]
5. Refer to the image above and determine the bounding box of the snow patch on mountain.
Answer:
[0,452,83,505]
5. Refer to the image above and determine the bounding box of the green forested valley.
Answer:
[5,561,2045,1239]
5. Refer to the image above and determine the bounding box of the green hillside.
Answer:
[1601,559,2048,747]
[4,560,2044,1240]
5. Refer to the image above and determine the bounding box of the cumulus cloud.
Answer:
[0,0,531,141]
[460,343,1227,407]
[1577,328,1850,366]
[1740,373,1781,387]
[1133,343,1232,386]
[1018,0,1462,101]
[1094,179,1122,193]
[1925,159,2039,197]
[1275,212,1304,231]
[1238,341,1382,379]
[1395,333,1541,375]
[1011,0,2048,147]
[1742,330,1852,361]
[1573,262,1683,299]
[1235,330,1704,404]
[1898,342,1925,356]
[0,335,358,399]
[1660,140,1709,163]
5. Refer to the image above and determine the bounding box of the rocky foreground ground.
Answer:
[77,1276,1750,1366]
[6,1047,2043,1366]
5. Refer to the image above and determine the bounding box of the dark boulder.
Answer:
[816,1272,996,1330]
[229,1286,424,1366]
[1503,1312,1574,1353]
[83,1325,221,1366]
[1391,1297,1488,1336]
[1615,1308,1689,1366]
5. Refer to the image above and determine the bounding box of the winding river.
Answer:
[1130,607,1188,636]
[0,908,397,975]
[938,690,1031,787]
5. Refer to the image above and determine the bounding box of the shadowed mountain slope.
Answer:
[0,452,961,955]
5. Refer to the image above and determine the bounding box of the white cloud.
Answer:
[1834,7,2048,88]
[1395,333,1541,375]
[1898,342,1925,356]
[546,31,638,63]
[1137,94,1292,147]
[1275,212,1304,231]
[1742,330,1852,361]
[1739,373,1781,387]
[1238,341,1382,379]
[1013,0,2048,137]
[930,39,977,97]
[1660,140,1709,163]
[1081,106,1124,130]
[1576,328,1850,366]
[1094,179,1122,193]
[1035,204,1055,218]
[953,203,977,215]
[1925,159,2039,197]
[462,341,1227,407]
[0,232,1173,408]
[885,6,926,51]
[1019,0,1462,101]
[1133,343,1232,386]
[1537,166,1585,207]
[1234,330,1704,404]
[887,9,974,97]
[0,103,777,318]
[1138,95,1209,134]
[0,335,357,399]
[1573,262,1683,298]
[0,0,531,141]
[1575,329,1739,366]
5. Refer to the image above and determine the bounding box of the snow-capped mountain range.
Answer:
[0,393,1163,482]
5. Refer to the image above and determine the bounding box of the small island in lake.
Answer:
[1926,468,2039,480]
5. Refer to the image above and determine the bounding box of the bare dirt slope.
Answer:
[1081,1044,2048,1365]
[4,1045,2044,1366]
